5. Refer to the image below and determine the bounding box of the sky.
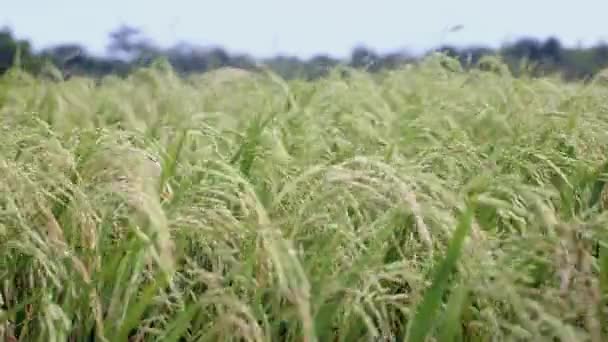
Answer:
[3,0,608,59]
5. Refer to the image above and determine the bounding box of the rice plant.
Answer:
[2,58,608,341]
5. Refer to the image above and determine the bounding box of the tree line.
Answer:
[2,25,608,81]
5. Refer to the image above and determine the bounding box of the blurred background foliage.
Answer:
[3,24,608,81]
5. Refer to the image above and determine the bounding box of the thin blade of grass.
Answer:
[110,271,169,341]
[437,282,469,342]
[405,200,475,342]
[159,301,200,342]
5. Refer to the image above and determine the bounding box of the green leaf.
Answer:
[110,272,170,341]
[437,283,469,342]
[405,201,475,342]
[159,302,200,342]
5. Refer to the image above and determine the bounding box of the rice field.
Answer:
[2,55,608,341]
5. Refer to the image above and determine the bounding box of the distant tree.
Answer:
[0,29,18,72]
[6,22,608,83]
[504,38,542,61]
[206,47,230,70]
[107,25,156,60]
[593,42,608,66]
[379,51,411,69]
[229,53,257,70]
[435,45,459,58]
[0,27,41,74]
[541,37,563,63]
[461,47,494,66]
[47,44,82,58]
[263,55,309,79]
[164,44,208,73]
[350,46,380,71]
[38,43,130,78]
[306,54,340,78]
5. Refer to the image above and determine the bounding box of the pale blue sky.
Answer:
[3,0,608,59]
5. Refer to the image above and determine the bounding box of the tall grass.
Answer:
[2,56,608,341]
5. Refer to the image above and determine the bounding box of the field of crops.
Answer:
[2,55,608,341]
